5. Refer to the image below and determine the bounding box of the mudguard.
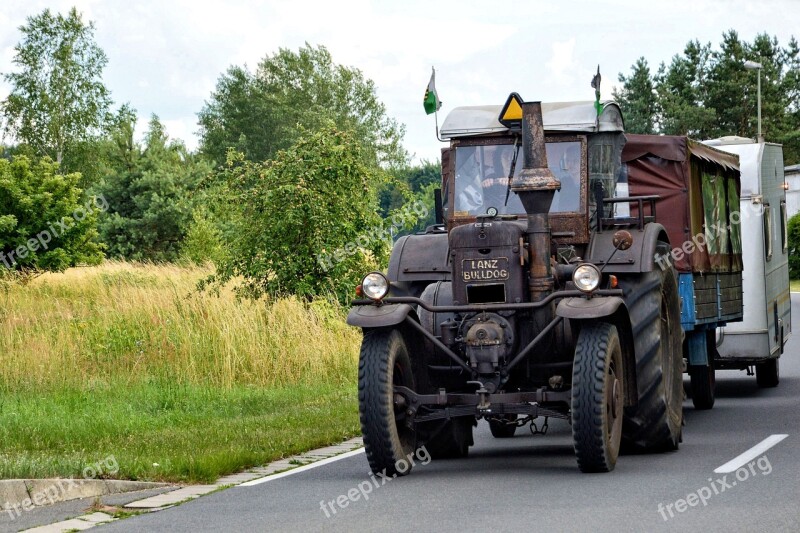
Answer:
[346,303,415,328]
[556,296,626,319]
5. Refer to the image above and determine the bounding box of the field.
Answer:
[0,262,362,483]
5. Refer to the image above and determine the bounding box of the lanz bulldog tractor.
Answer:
[347,94,684,473]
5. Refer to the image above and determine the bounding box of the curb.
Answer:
[0,479,169,511]
[11,437,364,532]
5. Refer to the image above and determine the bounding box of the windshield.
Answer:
[453,141,581,216]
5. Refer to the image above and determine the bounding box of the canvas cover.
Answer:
[622,135,742,273]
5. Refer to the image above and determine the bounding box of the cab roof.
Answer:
[440,101,624,139]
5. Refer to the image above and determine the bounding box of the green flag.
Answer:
[423,67,441,115]
[590,65,602,116]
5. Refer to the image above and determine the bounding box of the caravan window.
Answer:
[781,201,788,253]
[764,204,773,262]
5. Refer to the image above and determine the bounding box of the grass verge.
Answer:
[0,262,362,483]
[0,382,358,483]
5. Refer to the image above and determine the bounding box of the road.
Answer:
[100,298,800,533]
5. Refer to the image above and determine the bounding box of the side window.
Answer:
[764,204,773,262]
[781,200,788,253]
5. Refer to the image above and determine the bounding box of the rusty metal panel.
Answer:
[449,221,526,305]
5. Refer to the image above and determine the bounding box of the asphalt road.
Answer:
[100,298,800,533]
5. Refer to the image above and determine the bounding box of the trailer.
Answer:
[621,135,744,409]
[703,136,791,388]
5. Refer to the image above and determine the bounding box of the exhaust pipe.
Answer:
[511,101,561,303]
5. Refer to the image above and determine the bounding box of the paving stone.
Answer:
[124,485,218,508]
[79,512,116,524]
[25,518,96,532]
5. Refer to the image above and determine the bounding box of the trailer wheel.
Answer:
[689,363,715,409]
[571,322,624,473]
[359,329,417,476]
[620,243,684,451]
[425,417,474,458]
[756,358,779,388]
[489,415,518,438]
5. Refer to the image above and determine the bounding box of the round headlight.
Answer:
[573,263,601,293]
[361,272,390,301]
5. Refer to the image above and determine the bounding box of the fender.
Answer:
[586,222,670,274]
[346,303,416,328]
[556,296,626,319]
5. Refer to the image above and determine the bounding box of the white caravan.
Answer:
[703,136,791,387]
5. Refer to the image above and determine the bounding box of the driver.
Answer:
[481,146,514,211]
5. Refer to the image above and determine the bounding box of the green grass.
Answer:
[0,382,358,483]
[790,279,800,292]
[0,262,362,483]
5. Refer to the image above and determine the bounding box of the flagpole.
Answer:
[434,108,443,142]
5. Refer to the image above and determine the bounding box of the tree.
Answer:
[198,44,407,168]
[613,57,658,134]
[0,155,103,273]
[1,8,111,165]
[616,31,800,163]
[207,124,388,303]
[655,40,717,137]
[94,115,211,262]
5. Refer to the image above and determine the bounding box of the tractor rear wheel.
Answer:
[620,243,684,451]
[489,415,518,438]
[425,417,474,459]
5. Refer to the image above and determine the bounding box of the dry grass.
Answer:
[0,261,360,390]
[0,261,363,482]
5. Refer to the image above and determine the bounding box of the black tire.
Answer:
[620,243,684,451]
[489,415,518,438]
[689,362,715,410]
[425,417,474,459]
[756,358,779,388]
[571,322,624,473]
[358,329,417,476]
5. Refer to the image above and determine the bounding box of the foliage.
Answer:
[787,212,800,279]
[180,207,227,265]
[198,43,407,168]
[0,7,111,165]
[616,31,800,164]
[613,57,658,134]
[385,160,441,235]
[94,114,212,262]
[208,124,387,302]
[0,155,103,273]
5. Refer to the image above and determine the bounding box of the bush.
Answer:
[788,211,800,279]
[0,155,103,273]
[208,124,387,303]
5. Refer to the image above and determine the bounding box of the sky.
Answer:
[1,0,798,164]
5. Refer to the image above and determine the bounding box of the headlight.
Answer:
[573,263,601,293]
[361,272,390,301]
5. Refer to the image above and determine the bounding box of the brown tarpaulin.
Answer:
[622,135,741,273]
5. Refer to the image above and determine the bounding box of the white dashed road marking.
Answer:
[714,434,788,474]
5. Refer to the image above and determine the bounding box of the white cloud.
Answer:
[546,38,577,86]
